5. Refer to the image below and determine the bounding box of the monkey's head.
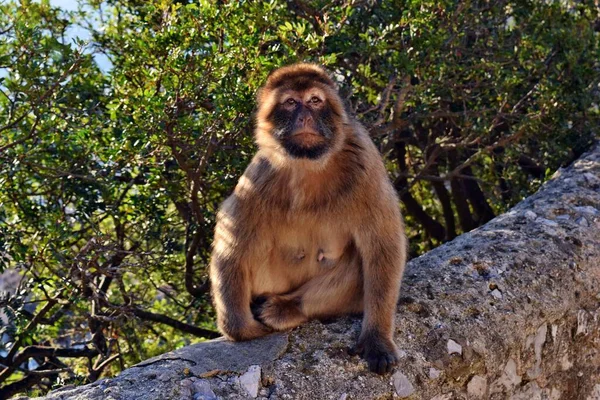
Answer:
[255,63,349,162]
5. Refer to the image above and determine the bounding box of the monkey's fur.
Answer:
[209,63,407,374]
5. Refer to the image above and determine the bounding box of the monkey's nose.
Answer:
[297,110,313,128]
[299,116,313,127]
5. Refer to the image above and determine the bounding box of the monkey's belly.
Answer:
[250,228,354,296]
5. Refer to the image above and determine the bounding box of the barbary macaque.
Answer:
[209,63,407,373]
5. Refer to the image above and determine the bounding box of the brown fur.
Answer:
[209,63,407,374]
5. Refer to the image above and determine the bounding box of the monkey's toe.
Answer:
[256,296,306,331]
[368,352,397,374]
[351,336,399,374]
[220,317,273,341]
[363,347,398,374]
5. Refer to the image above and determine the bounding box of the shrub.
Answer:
[0,0,598,396]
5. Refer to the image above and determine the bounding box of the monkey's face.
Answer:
[255,64,348,163]
[270,88,336,159]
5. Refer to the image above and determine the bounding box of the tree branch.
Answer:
[130,307,219,339]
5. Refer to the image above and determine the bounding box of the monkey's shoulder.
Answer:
[221,155,288,213]
[342,126,393,182]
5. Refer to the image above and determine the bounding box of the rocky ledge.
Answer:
[23,143,600,400]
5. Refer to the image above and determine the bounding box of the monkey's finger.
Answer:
[250,296,268,320]
[251,295,268,307]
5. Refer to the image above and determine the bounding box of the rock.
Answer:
[180,378,193,387]
[577,216,590,227]
[583,172,600,185]
[524,210,537,220]
[239,365,261,398]
[550,324,558,341]
[549,388,562,400]
[192,380,217,400]
[536,217,559,227]
[491,289,503,299]
[178,379,194,398]
[428,367,441,379]
[430,394,453,400]
[193,394,216,400]
[392,371,415,398]
[577,310,590,336]
[560,353,573,371]
[574,205,599,215]
[136,334,288,376]
[338,394,348,400]
[447,339,462,355]
[587,384,600,400]
[511,381,542,400]
[492,358,521,392]
[526,324,548,379]
[467,375,487,398]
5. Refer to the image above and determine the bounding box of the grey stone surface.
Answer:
[21,143,600,399]
[428,367,441,380]
[466,375,487,398]
[238,365,261,398]
[192,379,217,400]
[392,371,415,397]
[490,288,503,299]
[136,335,288,376]
[446,339,462,355]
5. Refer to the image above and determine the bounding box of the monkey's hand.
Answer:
[350,332,400,374]
[251,295,307,332]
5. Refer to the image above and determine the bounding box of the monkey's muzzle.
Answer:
[290,130,325,147]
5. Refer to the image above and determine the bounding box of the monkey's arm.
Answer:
[210,197,272,341]
[352,194,407,374]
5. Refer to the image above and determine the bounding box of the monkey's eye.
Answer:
[309,96,322,104]
[285,98,297,106]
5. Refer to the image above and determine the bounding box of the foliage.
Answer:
[0,0,598,397]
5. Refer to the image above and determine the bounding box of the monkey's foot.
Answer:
[350,333,399,374]
[220,317,273,341]
[251,295,307,331]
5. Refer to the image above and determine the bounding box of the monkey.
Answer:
[209,63,407,374]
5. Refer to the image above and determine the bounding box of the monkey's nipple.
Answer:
[317,249,325,262]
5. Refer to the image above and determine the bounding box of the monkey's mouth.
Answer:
[281,131,329,160]
[290,130,325,147]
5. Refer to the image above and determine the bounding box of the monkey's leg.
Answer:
[352,224,406,374]
[212,256,273,341]
[253,258,363,331]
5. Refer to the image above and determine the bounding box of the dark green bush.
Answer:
[0,0,598,396]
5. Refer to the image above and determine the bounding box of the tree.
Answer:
[1,0,598,397]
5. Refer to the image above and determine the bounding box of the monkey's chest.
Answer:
[251,222,352,295]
